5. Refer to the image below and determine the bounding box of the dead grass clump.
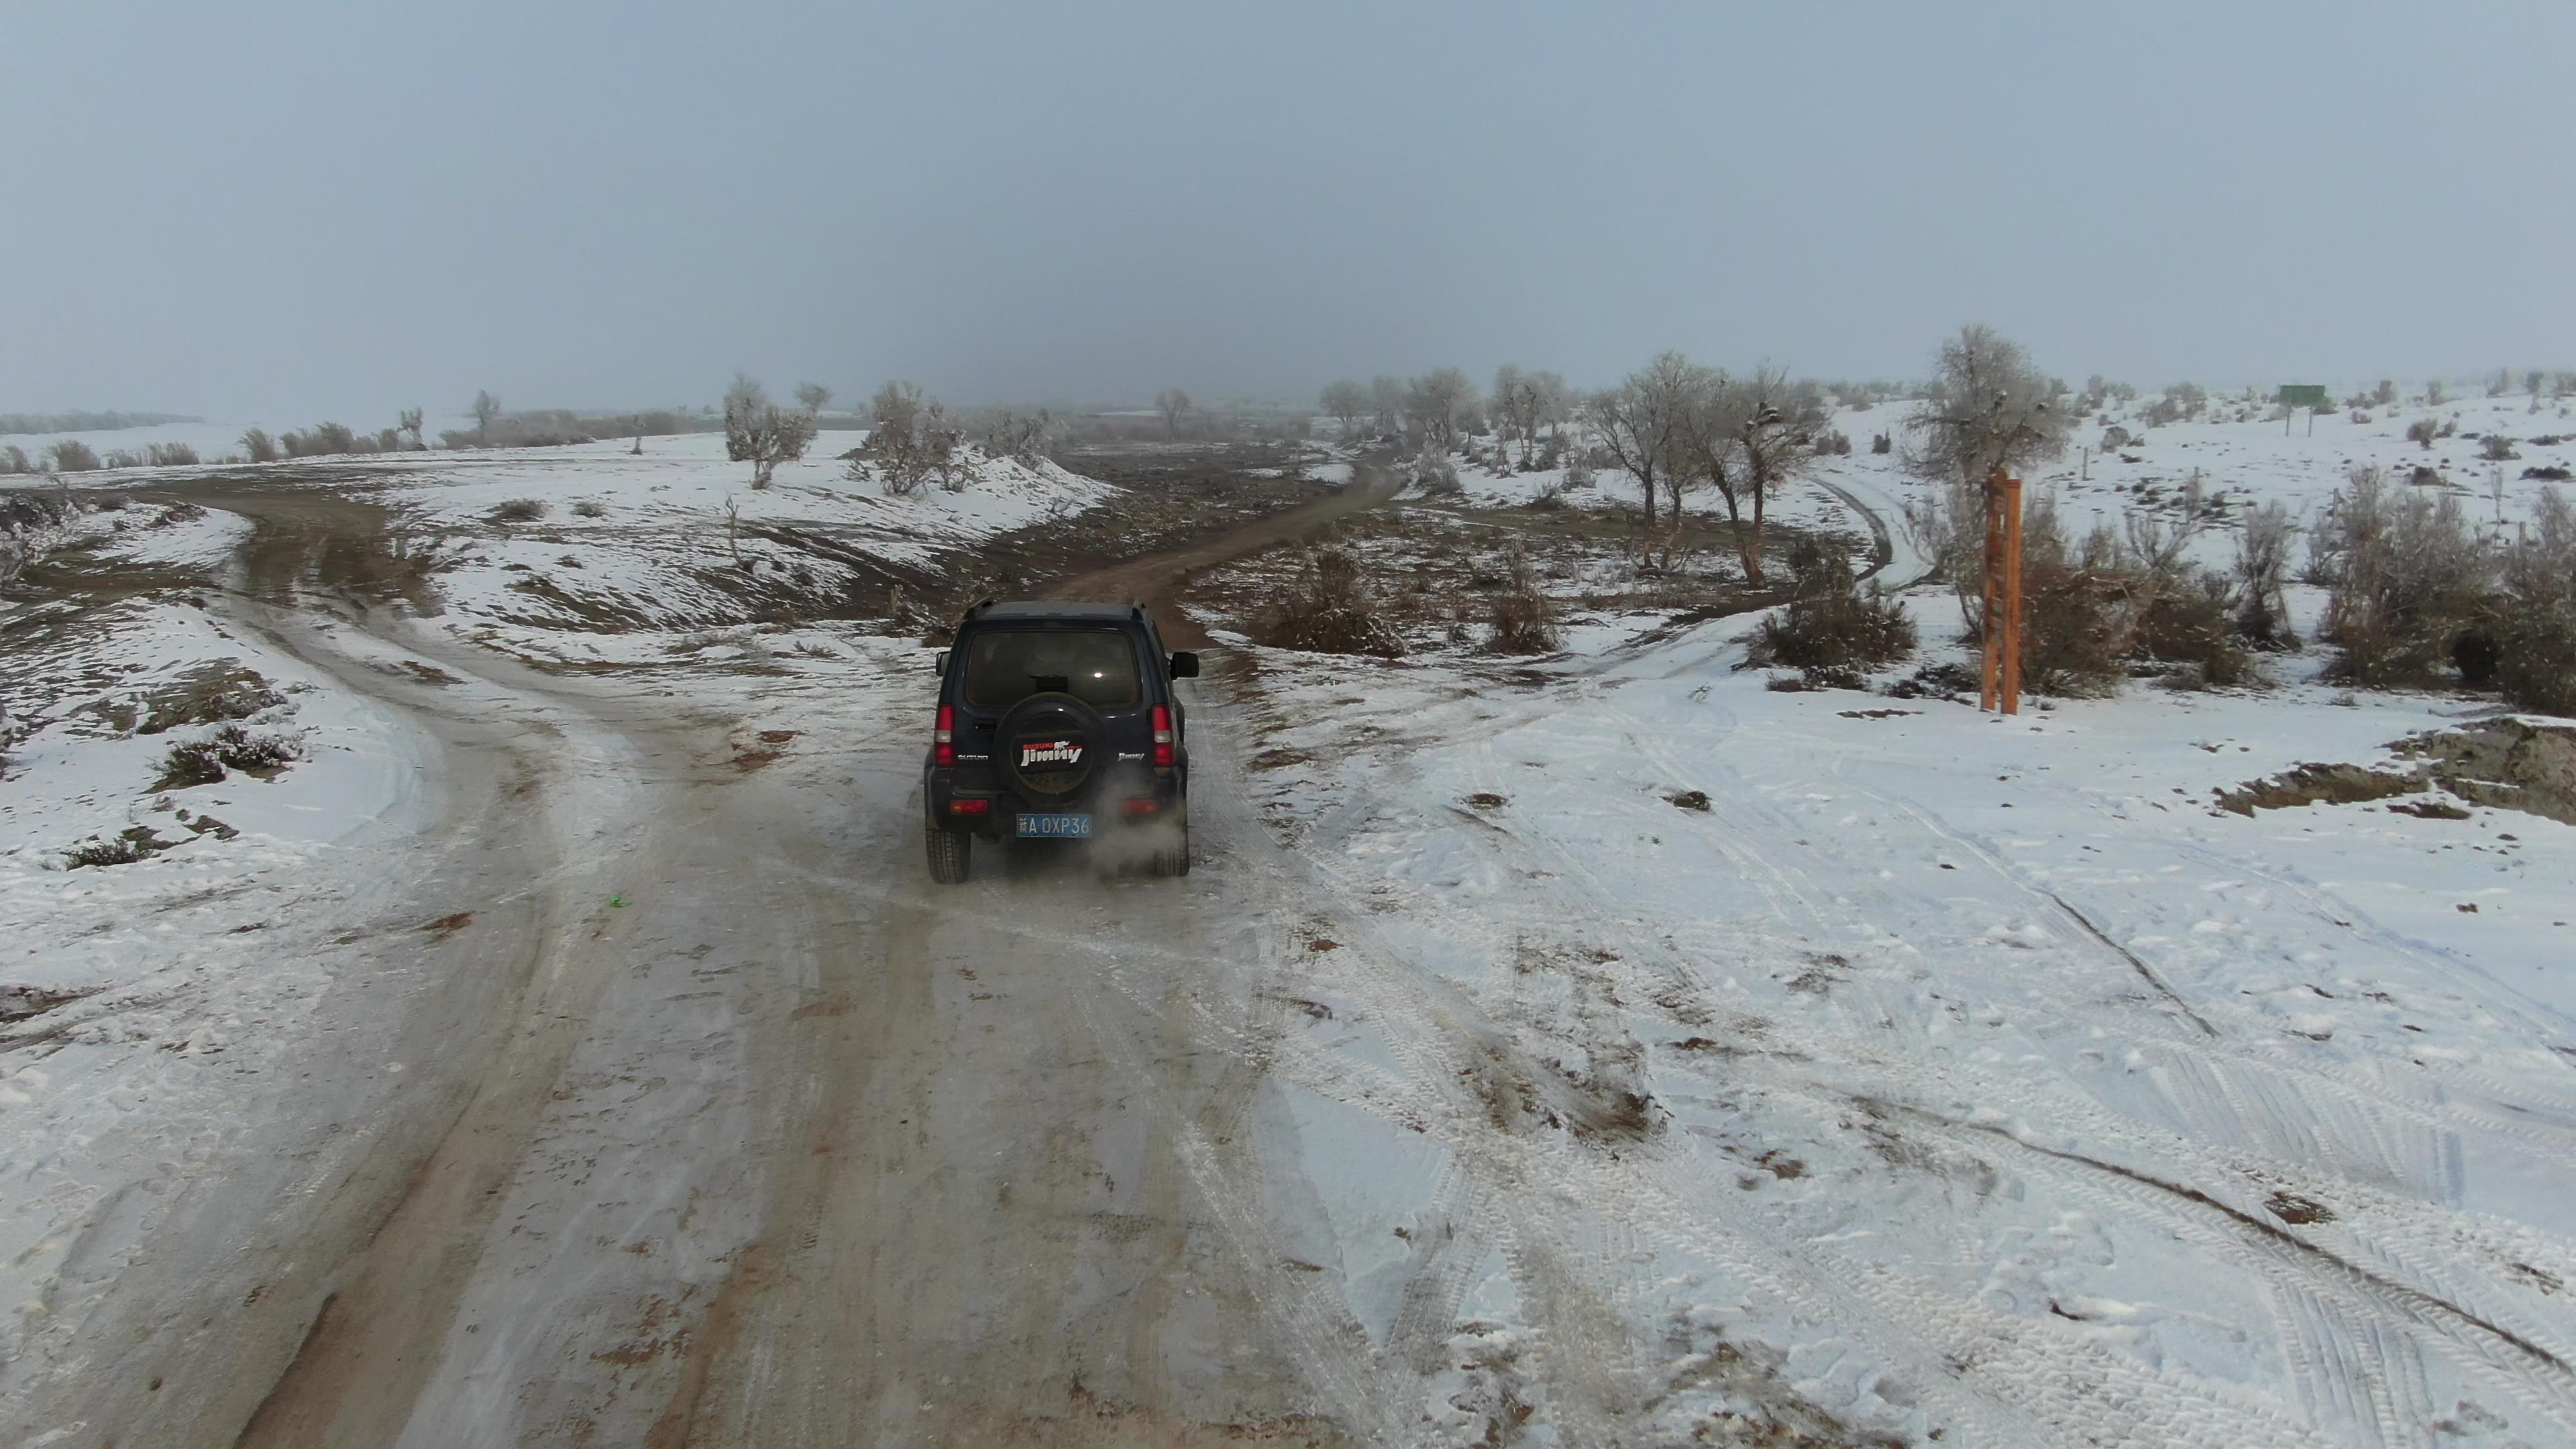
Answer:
[66,831,164,868]
[1256,547,1406,657]
[1485,547,1560,654]
[572,500,607,518]
[156,725,301,790]
[137,664,282,735]
[1752,538,1913,672]
[488,498,549,523]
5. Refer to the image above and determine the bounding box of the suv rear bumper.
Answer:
[925,761,1185,839]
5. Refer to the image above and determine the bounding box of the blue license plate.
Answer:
[1016,813,1093,839]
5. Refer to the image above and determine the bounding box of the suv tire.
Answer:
[1148,806,1190,878]
[925,814,971,885]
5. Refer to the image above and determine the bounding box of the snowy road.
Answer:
[9,464,2575,1448]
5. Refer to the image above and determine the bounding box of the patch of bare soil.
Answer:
[2215,720,2576,825]
[1181,496,1841,663]
[2216,762,2426,816]
[2392,718,2576,826]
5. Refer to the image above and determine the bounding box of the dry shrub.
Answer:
[488,498,548,523]
[1754,537,1913,671]
[1485,547,1560,653]
[2498,486,2576,714]
[156,725,300,789]
[2314,466,2491,686]
[1256,547,1405,657]
[2136,570,2251,688]
[2017,496,2138,696]
[2232,500,2299,647]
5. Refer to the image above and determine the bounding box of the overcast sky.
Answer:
[6,1,2571,421]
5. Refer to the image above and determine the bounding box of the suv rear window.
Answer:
[964,629,1141,710]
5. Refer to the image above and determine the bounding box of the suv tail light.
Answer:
[1150,705,1173,768]
[933,704,955,767]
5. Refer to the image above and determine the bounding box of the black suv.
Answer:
[922,601,1198,883]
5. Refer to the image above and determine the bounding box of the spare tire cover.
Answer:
[996,692,1102,804]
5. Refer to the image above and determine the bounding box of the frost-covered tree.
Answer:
[1156,388,1192,438]
[1675,366,1828,587]
[471,390,502,445]
[722,374,817,488]
[1405,368,1477,451]
[1902,325,2072,487]
[795,382,833,417]
[397,408,425,449]
[1367,376,1404,436]
[1319,379,1366,437]
[1587,350,1699,532]
[858,381,959,496]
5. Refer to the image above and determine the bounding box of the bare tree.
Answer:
[871,380,924,439]
[1677,366,1821,587]
[723,374,817,488]
[1587,351,1699,537]
[397,408,425,449]
[1492,365,1550,468]
[1367,376,1404,437]
[796,382,833,417]
[2528,370,2547,414]
[1902,325,2072,488]
[1156,388,1192,438]
[1405,368,1477,451]
[471,390,502,445]
[1319,379,1366,438]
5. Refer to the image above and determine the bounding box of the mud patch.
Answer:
[419,912,474,942]
[2265,1191,2335,1226]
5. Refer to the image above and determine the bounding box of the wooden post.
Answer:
[1999,473,2024,715]
[1978,469,2003,711]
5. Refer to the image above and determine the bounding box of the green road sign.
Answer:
[2277,384,2328,408]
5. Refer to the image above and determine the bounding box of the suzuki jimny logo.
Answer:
[1020,740,1083,767]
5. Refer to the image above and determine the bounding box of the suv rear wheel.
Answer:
[925,814,971,884]
[1148,806,1190,878]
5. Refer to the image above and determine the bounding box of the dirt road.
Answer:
[13,474,1413,1447]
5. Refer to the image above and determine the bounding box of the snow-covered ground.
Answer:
[1223,586,2576,1444]
[3,417,2573,1445]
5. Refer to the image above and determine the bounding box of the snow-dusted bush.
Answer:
[2314,466,2493,686]
[1485,547,1560,654]
[239,428,278,464]
[0,445,33,474]
[1411,445,1461,496]
[2497,486,2576,715]
[1754,537,1913,672]
[488,498,549,523]
[2233,500,2300,648]
[2404,417,2440,450]
[156,725,300,790]
[2017,497,2138,695]
[1256,547,1405,657]
[46,440,100,472]
[1869,432,1892,455]
[855,382,962,496]
[723,374,816,488]
[2479,434,2520,462]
